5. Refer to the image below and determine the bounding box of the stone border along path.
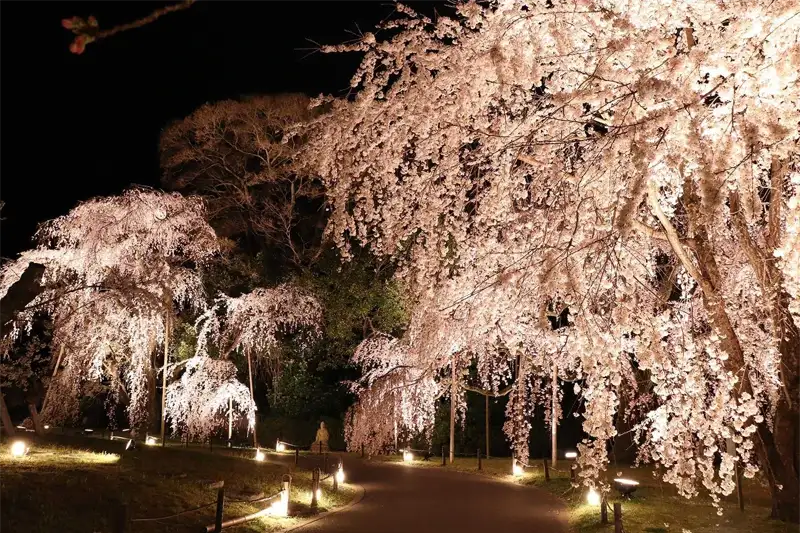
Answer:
[276,453,568,533]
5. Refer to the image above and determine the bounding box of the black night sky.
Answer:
[0,1,448,258]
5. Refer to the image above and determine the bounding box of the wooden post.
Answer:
[295,448,299,466]
[318,441,322,455]
[449,360,456,464]
[361,443,365,458]
[246,351,258,448]
[160,312,170,447]
[477,448,482,471]
[214,485,225,533]
[324,452,328,472]
[600,495,608,524]
[543,459,550,482]
[311,469,319,511]
[333,467,339,492]
[115,503,129,533]
[551,364,558,467]
[40,344,65,416]
[227,397,233,447]
[441,445,446,466]
[736,462,745,511]
[613,502,622,533]
[570,466,576,482]
[485,393,490,458]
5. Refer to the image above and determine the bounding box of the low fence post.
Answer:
[323,452,328,473]
[295,448,299,466]
[209,437,213,453]
[214,484,225,533]
[600,495,608,524]
[318,442,322,455]
[441,445,446,466]
[543,459,550,482]
[570,466,576,482]
[613,502,622,533]
[333,465,339,492]
[361,443,365,458]
[114,503,129,533]
[477,448,482,471]
[311,469,319,511]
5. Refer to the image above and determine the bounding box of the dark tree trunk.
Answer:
[0,391,16,437]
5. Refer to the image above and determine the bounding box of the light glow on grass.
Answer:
[587,487,601,506]
[512,459,524,476]
[402,450,413,462]
[255,449,266,461]
[10,441,28,458]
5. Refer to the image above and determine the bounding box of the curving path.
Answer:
[289,455,568,533]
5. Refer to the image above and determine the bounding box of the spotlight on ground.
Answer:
[255,449,266,461]
[613,478,639,498]
[587,487,601,506]
[10,440,29,458]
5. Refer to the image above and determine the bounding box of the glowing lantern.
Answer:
[402,450,413,462]
[145,436,157,446]
[335,465,345,484]
[44,425,50,430]
[10,440,28,458]
[315,488,322,501]
[565,451,578,459]
[587,487,601,506]
[276,440,286,452]
[270,490,289,517]
[512,459,524,476]
[255,449,266,461]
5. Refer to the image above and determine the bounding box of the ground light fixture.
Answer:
[44,425,50,430]
[402,450,413,462]
[565,451,578,459]
[255,449,266,461]
[613,478,639,498]
[315,488,322,501]
[276,440,286,452]
[335,465,345,484]
[10,440,29,458]
[587,487,601,506]
[145,436,158,446]
[512,459,524,477]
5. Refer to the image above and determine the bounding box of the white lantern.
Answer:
[255,449,266,461]
[402,450,413,462]
[587,487,601,506]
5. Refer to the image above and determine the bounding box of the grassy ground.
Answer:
[0,435,355,533]
[369,453,800,533]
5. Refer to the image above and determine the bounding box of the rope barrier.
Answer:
[226,490,283,504]
[130,501,217,522]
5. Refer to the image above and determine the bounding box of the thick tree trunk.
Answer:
[28,403,44,435]
[40,344,65,417]
[650,175,800,522]
[0,391,16,437]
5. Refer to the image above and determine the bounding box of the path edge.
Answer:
[276,483,366,532]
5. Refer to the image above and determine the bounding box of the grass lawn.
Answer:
[369,453,800,533]
[0,435,355,533]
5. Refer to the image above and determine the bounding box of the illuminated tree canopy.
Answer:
[300,0,800,519]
